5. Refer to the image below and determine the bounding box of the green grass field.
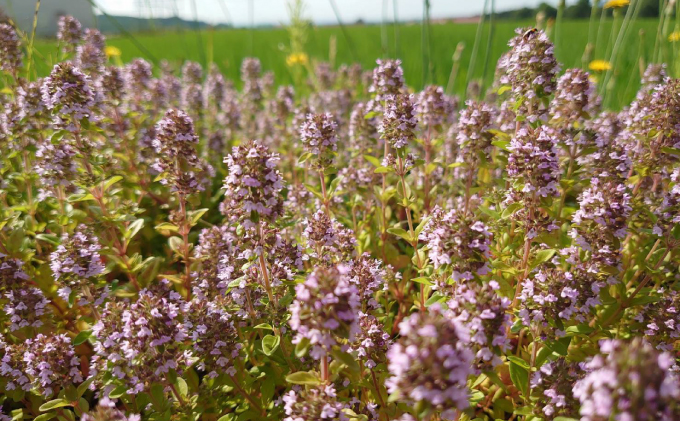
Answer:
[31,18,673,109]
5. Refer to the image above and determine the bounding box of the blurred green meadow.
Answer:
[29,18,674,109]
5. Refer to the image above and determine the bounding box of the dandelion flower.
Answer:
[105,45,121,58]
[286,52,309,67]
[603,0,630,8]
[588,60,612,72]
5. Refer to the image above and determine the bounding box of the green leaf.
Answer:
[150,383,167,410]
[262,334,280,356]
[447,162,465,168]
[108,385,128,399]
[535,346,554,368]
[415,216,431,236]
[386,227,412,242]
[497,85,512,95]
[36,233,60,246]
[374,166,394,174]
[188,208,209,226]
[531,249,556,268]
[295,336,310,358]
[124,218,145,240]
[185,368,200,392]
[486,370,508,392]
[545,337,571,356]
[411,248,427,268]
[34,415,56,421]
[509,361,529,397]
[661,146,680,157]
[342,408,367,420]
[629,295,660,306]
[494,398,514,413]
[50,130,70,142]
[410,277,434,286]
[131,256,158,274]
[175,377,188,397]
[73,330,92,346]
[492,140,511,151]
[253,323,273,330]
[155,222,179,232]
[75,398,89,416]
[303,183,324,200]
[236,410,260,421]
[425,293,447,306]
[154,222,179,232]
[5,228,25,253]
[514,406,533,416]
[330,349,360,373]
[39,399,71,411]
[76,377,95,398]
[168,236,184,253]
[103,175,124,191]
[297,152,313,164]
[501,202,523,219]
[286,371,321,385]
[363,154,381,167]
[67,193,95,202]
[327,175,340,191]
[565,324,595,336]
[424,162,438,175]
[553,417,579,421]
[506,356,530,369]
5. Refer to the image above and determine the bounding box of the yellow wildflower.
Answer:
[604,0,630,9]
[286,52,309,67]
[669,31,680,42]
[589,60,612,72]
[105,46,122,58]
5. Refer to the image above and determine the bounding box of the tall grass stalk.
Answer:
[248,0,254,56]
[382,0,389,57]
[623,29,646,103]
[660,1,673,67]
[673,0,680,75]
[393,0,400,58]
[555,0,566,54]
[446,42,465,95]
[584,0,601,68]
[206,26,215,67]
[652,0,668,63]
[328,0,358,61]
[603,0,643,107]
[286,0,311,91]
[190,0,205,66]
[480,0,496,95]
[25,0,41,80]
[604,7,623,63]
[595,3,609,58]
[421,0,433,86]
[465,0,489,100]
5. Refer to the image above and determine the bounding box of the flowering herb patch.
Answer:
[1,18,680,421]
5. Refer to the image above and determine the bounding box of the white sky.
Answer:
[95,0,580,26]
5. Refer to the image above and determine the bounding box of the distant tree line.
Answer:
[496,0,662,20]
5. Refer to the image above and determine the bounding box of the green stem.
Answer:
[227,373,265,416]
[257,223,277,307]
[178,193,193,298]
[595,247,672,332]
